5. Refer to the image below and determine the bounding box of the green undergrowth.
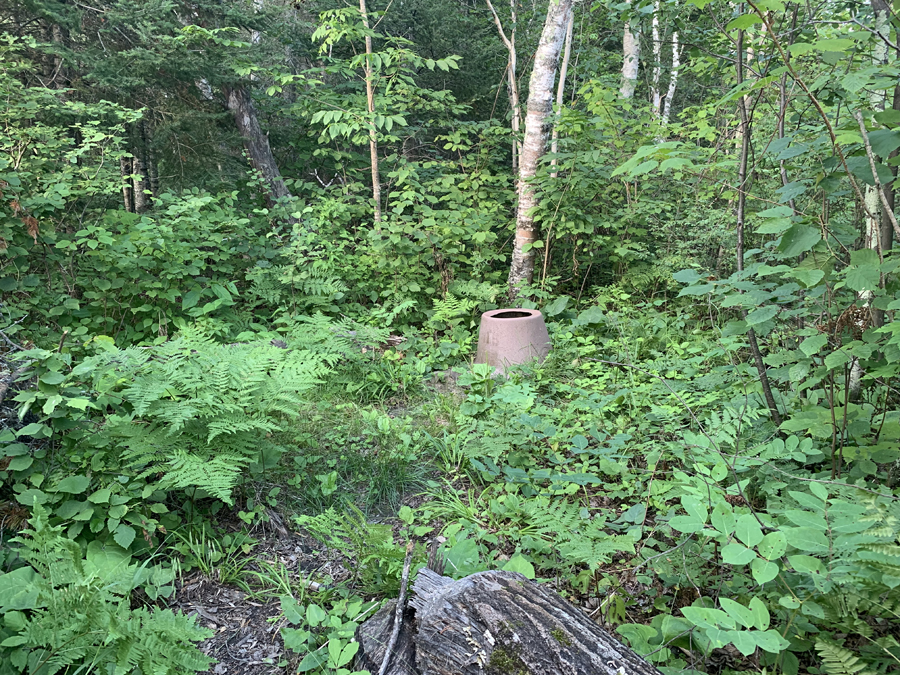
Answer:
[3,295,900,675]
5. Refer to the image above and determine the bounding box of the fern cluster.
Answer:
[0,507,212,675]
[85,328,333,503]
[295,504,407,594]
[520,497,636,570]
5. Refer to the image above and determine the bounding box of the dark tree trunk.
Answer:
[357,569,663,675]
[223,84,292,205]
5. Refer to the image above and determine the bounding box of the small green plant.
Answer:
[295,504,409,595]
[0,506,212,675]
[170,528,255,584]
[279,594,378,675]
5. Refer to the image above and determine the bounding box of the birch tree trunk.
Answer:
[550,7,574,178]
[851,0,892,397]
[120,157,134,213]
[650,1,662,115]
[132,155,149,213]
[507,0,573,300]
[223,84,292,205]
[360,0,382,224]
[661,6,680,127]
[620,0,640,99]
[486,0,521,171]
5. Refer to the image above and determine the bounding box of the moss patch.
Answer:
[550,628,571,647]
[487,644,529,675]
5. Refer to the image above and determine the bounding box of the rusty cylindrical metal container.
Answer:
[475,309,551,372]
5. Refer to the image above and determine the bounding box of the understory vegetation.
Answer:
[2,0,900,674]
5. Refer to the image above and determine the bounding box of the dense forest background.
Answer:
[2,0,900,673]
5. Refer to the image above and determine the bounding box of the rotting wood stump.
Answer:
[355,569,664,675]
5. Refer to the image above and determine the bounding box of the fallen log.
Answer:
[356,568,663,675]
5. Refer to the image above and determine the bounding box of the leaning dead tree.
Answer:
[356,569,663,675]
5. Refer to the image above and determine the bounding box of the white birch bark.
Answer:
[508,0,573,299]
[661,11,680,126]
[851,0,890,399]
[550,7,574,178]
[650,1,661,114]
[620,0,640,99]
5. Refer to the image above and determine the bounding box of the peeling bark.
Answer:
[357,570,663,675]
[620,0,640,99]
[508,0,572,301]
[223,84,292,205]
[550,7,574,178]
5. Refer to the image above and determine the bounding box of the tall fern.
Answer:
[0,507,212,675]
[86,329,333,503]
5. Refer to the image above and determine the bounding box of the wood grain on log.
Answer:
[357,569,663,675]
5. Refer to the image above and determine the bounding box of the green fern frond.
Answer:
[816,641,876,675]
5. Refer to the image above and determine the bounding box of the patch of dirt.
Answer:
[167,527,351,675]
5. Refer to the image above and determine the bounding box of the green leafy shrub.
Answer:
[0,506,212,675]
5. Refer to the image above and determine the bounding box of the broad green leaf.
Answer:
[679,283,715,296]
[726,14,763,30]
[788,555,825,576]
[735,515,764,547]
[669,515,705,533]
[785,527,829,553]
[755,629,790,653]
[746,306,777,326]
[813,38,855,51]
[503,554,536,580]
[790,269,825,288]
[799,334,828,357]
[39,371,65,385]
[682,606,734,630]
[779,224,821,257]
[306,603,327,627]
[748,597,770,630]
[711,502,736,536]
[113,524,136,549]
[54,475,90,494]
[0,567,39,610]
[722,543,757,565]
[673,269,702,284]
[757,531,787,560]
[719,598,754,628]
[868,129,900,157]
[784,510,827,530]
[845,264,880,292]
[824,350,851,370]
[728,629,757,656]
[182,289,201,310]
[681,496,708,524]
[751,557,779,584]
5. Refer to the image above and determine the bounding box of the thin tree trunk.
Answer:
[132,155,148,213]
[120,157,134,213]
[486,0,521,171]
[508,0,573,300]
[223,84,292,205]
[651,1,662,115]
[550,7,574,178]
[360,0,382,224]
[851,0,892,397]
[620,0,640,99]
[736,28,783,426]
[661,11,680,127]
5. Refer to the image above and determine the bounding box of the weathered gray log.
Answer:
[356,569,664,675]
[355,600,418,675]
